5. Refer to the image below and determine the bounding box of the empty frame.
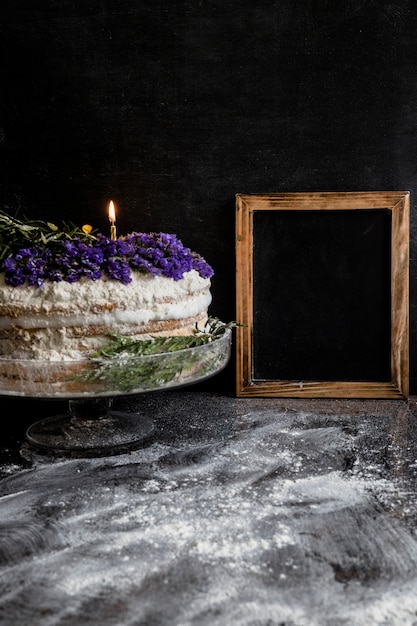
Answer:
[235,192,409,398]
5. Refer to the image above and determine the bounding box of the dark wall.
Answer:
[1,0,417,393]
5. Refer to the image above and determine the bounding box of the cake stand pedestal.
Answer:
[1,329,232,458]
[25,398,155,457]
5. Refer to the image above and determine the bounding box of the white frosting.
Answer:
[0,270,211,328]
[0,270,212,360]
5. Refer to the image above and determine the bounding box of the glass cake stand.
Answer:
[0,329,232,457]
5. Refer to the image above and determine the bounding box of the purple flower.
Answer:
[2,231,214,287]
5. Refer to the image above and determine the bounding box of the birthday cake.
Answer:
[0,211,216,394]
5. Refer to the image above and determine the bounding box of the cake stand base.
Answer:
[25,398,155,458]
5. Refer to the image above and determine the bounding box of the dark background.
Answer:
[0,0,416,407]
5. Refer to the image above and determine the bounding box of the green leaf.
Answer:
[70,317,239,392]
[0,208,98,270]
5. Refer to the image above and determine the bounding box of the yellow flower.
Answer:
[82,224,93,235]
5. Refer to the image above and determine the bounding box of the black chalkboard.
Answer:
[235,192,409,398]
[252,209,391,381]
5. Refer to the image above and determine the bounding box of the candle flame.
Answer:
[108,200,116,223]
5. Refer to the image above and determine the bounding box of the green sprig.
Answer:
[0,209,97,264]
[89,317,237,359]
[71,318,238,393]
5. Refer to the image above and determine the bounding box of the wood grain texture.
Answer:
[236,192,410,399]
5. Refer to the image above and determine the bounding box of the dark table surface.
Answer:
[1,391,417,625]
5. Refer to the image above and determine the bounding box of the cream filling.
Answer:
[0,269,212,360]
[0,270,211,316]
[0,292,212,330]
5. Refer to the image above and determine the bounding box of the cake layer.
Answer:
[0,269,211,360]
[0,312,208,360]
[0,328,232,398]
[0,270,210,322]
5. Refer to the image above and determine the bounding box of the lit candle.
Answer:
[108,200,117,240]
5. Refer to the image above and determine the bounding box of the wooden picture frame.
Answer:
[235,192,410,398]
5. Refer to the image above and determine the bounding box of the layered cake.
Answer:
[0,212,216,395]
